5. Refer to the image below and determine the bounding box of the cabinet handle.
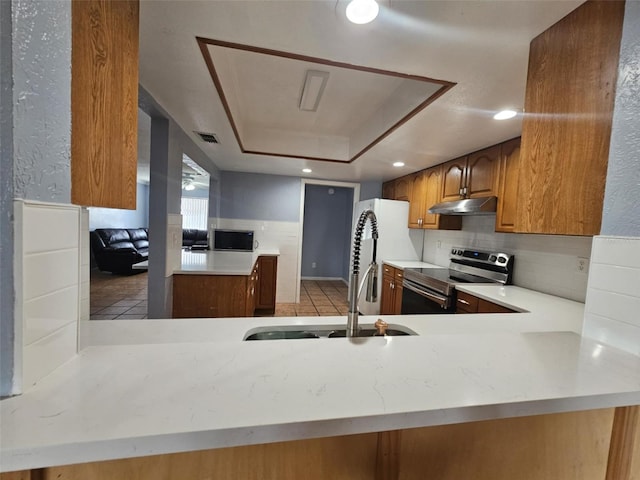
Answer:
[391,282,395,290]
[458,299,470,305]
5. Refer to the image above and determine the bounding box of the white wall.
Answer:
[14,200,81,390]
[422,216,592,302]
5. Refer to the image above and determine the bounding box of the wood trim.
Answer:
[196,37,455,164]
[605,405,640,480]
[376,431,401,480]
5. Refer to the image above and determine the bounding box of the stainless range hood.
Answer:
[428,196,497,215]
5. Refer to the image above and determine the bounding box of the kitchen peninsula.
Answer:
[172,249,279,318]
[2,286,639,479]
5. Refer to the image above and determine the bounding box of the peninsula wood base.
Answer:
[5,407,639,480]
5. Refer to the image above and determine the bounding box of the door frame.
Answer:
[296,179,360,302]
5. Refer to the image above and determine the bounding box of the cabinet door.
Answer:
[255,256,277,312]
[440,157,467,202]
[394,176,411,202]
[496,138,521,233]
[71,0,139,209]
[408,173,426,228]
[382,181,395,200]
[380,273,396,315]
[466,145,500,198]
[421,166,443,229]
[392,269,404,314]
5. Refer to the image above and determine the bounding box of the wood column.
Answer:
[605,405,640,480]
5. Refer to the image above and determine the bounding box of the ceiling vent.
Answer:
[195,131,220,144]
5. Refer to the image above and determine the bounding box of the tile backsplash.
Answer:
[582,236,640,355]
[421,216,593,302]
[15,200,81,390]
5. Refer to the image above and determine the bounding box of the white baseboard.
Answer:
[301,276,348,285]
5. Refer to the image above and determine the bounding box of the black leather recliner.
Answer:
[90,228,149,274]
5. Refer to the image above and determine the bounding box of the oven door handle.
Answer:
[402,280,449,308]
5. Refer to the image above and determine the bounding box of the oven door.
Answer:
[401,279,454,314]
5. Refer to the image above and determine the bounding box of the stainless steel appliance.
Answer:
[401,247,514,314]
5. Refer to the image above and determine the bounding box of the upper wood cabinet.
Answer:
[516,0,624,235]
[71,0,139,209]
[496,138,521,233]
[467,145,500,198]
[441,146,500,202]
[382,181,395,200]
[408,172,426,228]
[440,157,468,202]
[394,176,411,202]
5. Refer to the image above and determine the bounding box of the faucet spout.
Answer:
[347,209,379,337]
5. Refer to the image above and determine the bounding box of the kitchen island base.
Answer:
[6,407,638,480]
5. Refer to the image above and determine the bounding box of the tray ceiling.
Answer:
[198,38,454,163]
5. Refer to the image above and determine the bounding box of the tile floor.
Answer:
[89,270,349,319]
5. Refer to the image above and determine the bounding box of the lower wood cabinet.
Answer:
[380,264,404,315]
[255,255,278,313]
[456,290,516,314]
[172,256,277,318]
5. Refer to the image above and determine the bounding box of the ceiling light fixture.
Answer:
[346,0,379,24]
[302,168,312,173]
[393,161,405,167]
[299,70,330,112]
[493,109,518,120]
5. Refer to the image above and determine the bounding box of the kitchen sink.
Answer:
[243,324,417,341]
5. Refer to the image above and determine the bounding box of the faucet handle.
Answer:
[374,319,388,336]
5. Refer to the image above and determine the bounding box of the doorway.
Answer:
[297,179,360,302]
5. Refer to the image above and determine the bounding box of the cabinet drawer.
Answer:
[395,270,404,281]
[456,291,479,313]
[477,298,516,314]
[383,264,394,276]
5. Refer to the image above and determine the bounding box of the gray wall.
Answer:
[89,183,149,230]
[1,0,15,397]
[139,85,221,318]
[12,0,71,203]
[359,181,382,201]
[1,0,72,397]
[601,1,640,237]
[220,171,301,222]
[301,185,354,280]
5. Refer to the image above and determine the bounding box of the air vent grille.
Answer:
[195,131,219,144]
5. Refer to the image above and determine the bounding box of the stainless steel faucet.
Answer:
[347,209,379,337]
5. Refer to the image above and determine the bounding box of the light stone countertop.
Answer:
[173,248,280,275]
[382,260,444,269]
[2,286,640,472]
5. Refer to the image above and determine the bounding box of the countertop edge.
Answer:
[3,391,640,473]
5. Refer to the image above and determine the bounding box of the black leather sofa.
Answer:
[90,228,149,274]
[182,229,208,248]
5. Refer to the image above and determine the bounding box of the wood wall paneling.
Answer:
[172,274,250,318]
[71,0,139,209]
[517,0,624,235]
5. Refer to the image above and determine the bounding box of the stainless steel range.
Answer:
[401,247,514,314]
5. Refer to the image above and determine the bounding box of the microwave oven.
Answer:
[213,229,255,252]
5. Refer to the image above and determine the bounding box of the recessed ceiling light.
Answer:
[302,168,312,173]
[393,162,405,167]
[346,0,379,24]
[493,110,518,120]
